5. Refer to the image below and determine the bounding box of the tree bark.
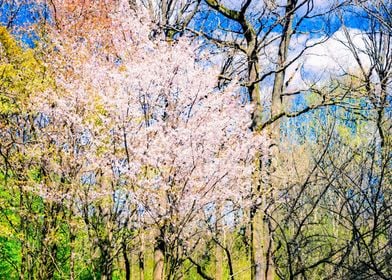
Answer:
[123,242,131,280]
[265,1,296,279]
[216,243,223,280]
[139,244,145,280]
[153,236,165,280]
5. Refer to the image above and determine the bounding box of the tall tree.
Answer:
[188,1,343,279]
[35,1,263,279]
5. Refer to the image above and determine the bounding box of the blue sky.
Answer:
[0,1,49,46]
[1,1,388,153]
[1,1,369,45]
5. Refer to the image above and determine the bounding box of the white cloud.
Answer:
[278,27,372,92]
[303,28,370,78]
[220,0,246,10]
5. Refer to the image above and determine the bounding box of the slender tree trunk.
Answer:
[153,236,165,280]
[216,244,224,280]
[100,243,113,280]
[271,0,295,119]
[101,270,113,280]
[264,1,296,279]
[250,201,265,280]
[123,242,131,280]
[20,240,27,280]
[139,247,145,280]
[224,244,235,280]
[245,25,268,280]
[70,235,75,280]
[19,189,26,280]
[69,207,77,280]
[215,205,224,280]
[247,32,274,280]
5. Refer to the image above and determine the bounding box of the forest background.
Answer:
[0,0,390,279]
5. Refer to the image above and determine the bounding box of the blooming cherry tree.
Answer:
[28,1,264,278]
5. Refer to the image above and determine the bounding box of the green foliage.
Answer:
[0,237,20,280]
[0,26,50,115]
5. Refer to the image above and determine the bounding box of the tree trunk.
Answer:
[245,24,268,280]
[250,202,265,280]
[215,204,224,280]
[70,231,76,280]
[263,1,296,279]
[100,243,113,280]
[216,243,223,280]
[247,31,276,280]
[123,242,131,280]
[139,249,145,280]
[153,236,165,280]
[20,240,27,280]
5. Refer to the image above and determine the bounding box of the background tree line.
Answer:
[0,0,390,279]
